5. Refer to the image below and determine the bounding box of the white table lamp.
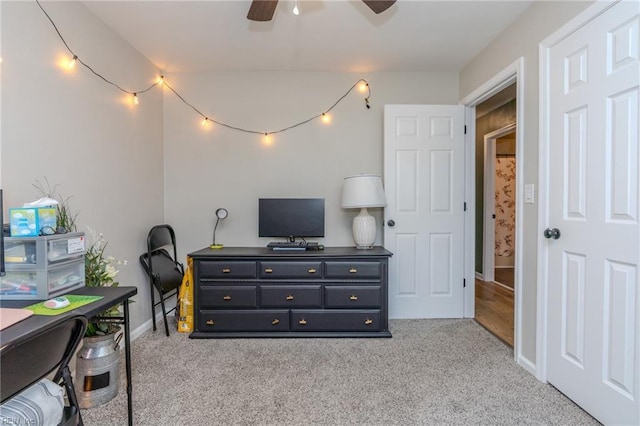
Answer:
[341,174,387,249]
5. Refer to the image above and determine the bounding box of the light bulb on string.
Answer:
[157,75,164,86]
[263,133,272,146]
[132,93,139,106]
[358,81,368,93]
[293,0,299,15]
[67,55,78,70]
[201,117,211,128]
[321,113,331,124]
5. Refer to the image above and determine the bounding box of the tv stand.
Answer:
[188,246,393,338]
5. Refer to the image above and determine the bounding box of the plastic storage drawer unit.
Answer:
[0,232,86,300]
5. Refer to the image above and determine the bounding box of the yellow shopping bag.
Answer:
[177,256,194,333]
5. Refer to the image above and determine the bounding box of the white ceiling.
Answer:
[81,0,534,73]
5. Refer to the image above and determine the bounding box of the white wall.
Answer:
[162,71,459,259]
[459,0,593,366]
[1,2,164,331]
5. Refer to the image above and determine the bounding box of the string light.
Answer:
[35,0,372,142]
[67,55,77,70]
[263,133,272,145]
[293,0,300,15]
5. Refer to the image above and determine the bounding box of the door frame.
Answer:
[536,0,621,383]
[483,124,517,283]
[460,57,528,371]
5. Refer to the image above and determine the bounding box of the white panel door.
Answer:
[544,2,640,424]
[384,105,465,318]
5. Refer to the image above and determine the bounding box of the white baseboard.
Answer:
[130,309,176,341]
[517,354,537,378]
[495,256,514,268]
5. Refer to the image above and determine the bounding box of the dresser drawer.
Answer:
[259,261,322,279]
[199,286,257,308]
[324,261,381,279]
[260,285,322,308]
[198,310,289,331]
[324,286,381,308]
[199,261,257,279]
[291,310,381,332]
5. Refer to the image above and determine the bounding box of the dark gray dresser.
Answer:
[188,246,392,338]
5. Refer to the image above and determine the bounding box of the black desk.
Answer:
[0,286,137,426]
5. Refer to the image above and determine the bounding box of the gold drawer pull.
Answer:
[349,268,358,273]
[223,295,232,301]
[272,319,280,325]
[206,320,215,326]
[350,295,358,301]
[308,268,317,273]
[364,319,373,325]
[286,295,294,301]
[222,268,231,273]
[264,268,273,273]
[299,319,307,325]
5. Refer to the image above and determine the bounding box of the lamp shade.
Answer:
[341,174,387,208]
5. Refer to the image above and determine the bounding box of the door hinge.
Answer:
[463,278,466,288]
[464,125,467,134]
[464,202,467,211]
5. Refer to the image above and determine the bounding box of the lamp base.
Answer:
[210,244,224,249]
[355,244,375,250]
[352,208,377,249]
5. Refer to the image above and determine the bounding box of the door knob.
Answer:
[543,228,561,239]
[387,220,395,227]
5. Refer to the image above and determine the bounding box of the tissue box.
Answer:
[9,207,57,237]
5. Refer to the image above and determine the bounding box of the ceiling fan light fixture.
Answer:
[248,0,395,22]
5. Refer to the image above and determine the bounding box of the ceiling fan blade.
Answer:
[247,0,279,21]
[362,0,396,14]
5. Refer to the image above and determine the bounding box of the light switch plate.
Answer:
[524,184,535,204]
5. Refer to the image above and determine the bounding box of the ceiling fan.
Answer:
[247,0,397,22]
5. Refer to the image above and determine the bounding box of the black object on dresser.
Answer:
[188,246,393,338]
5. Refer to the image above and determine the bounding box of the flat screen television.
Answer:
[258,198,325,241]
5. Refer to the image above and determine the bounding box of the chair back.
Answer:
[148,224,176,254]
[140,224,184,294]
[0,315,87,403]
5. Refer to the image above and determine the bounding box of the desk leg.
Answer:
[124,300,133,426]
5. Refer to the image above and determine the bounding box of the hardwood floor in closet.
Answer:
[475,279,514,347]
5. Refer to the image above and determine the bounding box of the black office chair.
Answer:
[139,224,184,336]
[0,315,87,426]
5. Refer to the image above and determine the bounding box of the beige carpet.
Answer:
[81,319,597,425]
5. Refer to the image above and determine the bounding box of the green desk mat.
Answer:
[25,295,104,316]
